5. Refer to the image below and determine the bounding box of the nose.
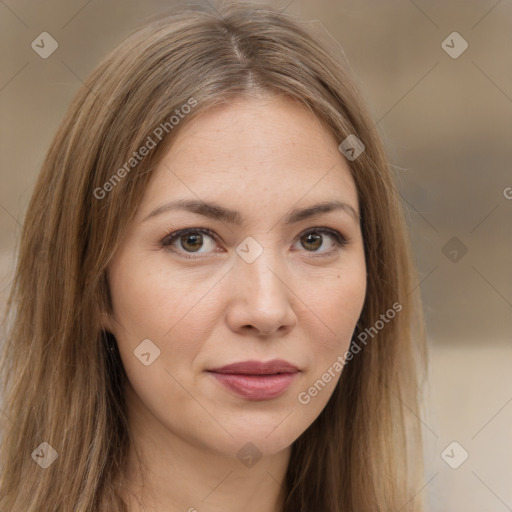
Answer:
[225,246,297,337]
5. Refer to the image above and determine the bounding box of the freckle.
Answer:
[337,274,340,278]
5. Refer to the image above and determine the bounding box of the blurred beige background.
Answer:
[1,1,511,510]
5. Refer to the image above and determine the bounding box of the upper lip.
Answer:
[208,359,300,375]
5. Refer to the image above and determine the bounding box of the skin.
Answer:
[105,94,367,512]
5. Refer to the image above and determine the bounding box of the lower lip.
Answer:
[209,372,298,400]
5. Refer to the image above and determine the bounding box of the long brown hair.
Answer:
[0,2,427,510]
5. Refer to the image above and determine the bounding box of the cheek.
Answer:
[297,265,366,413]
[293,270,365,417]
[308,264,366,346]
[107,253,221,367]
[107,255,216,413]
[110,252,190,333]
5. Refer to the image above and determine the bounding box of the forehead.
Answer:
[137,95,359,219]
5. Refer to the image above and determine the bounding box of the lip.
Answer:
[207,359,300,400]
[210,359,299,375]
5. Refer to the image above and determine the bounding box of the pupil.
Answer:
[183,234,202,252]
[304,233,321,251]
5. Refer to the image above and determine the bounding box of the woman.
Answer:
[0,2,427,511]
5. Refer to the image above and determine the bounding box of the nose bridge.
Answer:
[234,234,297,319]
[237,240,287,301]
[224,234,297,336]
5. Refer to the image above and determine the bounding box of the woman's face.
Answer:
[106,95,367,460]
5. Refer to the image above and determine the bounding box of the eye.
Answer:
[161,226,348,259]
[293,227,348,257]
[161,227,219,258]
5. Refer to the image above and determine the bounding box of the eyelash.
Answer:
[161,226,349,259]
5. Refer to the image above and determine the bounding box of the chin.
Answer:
[210,415,309,460]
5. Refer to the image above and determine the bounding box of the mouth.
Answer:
[207,359,300,401]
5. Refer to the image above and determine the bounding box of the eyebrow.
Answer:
[142,198,360,225]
